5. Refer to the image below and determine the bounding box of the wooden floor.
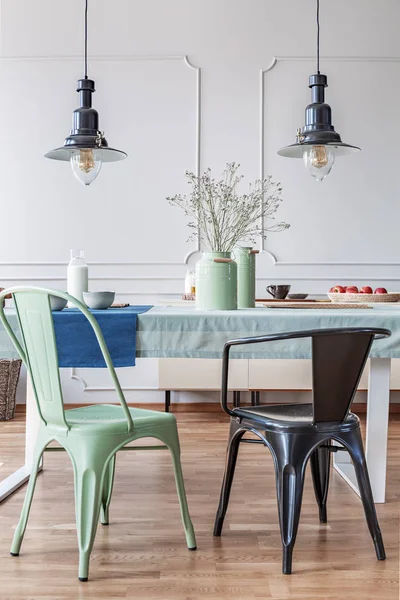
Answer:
[0,411,398,599]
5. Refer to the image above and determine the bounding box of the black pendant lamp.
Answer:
[45,0,127,186]
[278,0,360,181]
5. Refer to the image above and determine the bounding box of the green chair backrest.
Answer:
[0,287,133,434]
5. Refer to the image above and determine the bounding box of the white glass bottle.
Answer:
[190,270,196,294]
[184,270,196,294]
[185,270,192,293]
[67,249,88,306]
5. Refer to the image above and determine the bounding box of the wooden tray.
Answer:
[263,302,372,309]
[256,298,317,303]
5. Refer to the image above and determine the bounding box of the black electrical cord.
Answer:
[84,0,88,79]
[316,0,320,74]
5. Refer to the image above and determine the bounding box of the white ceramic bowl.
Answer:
[83,291,115,310]
[50,295,68,311]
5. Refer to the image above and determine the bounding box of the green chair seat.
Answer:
[0,287,196,582]
[65,404,176,433]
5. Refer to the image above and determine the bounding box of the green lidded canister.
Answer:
[195,252,237,310]
[234,246,258,308]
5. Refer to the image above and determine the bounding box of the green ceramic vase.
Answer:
[234,246,257,308]
[195,252,237,310]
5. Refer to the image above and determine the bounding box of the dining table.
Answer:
[0,303,399,504]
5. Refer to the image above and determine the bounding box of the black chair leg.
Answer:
[340,429,386,560]
[267,432,308,574]
[165,390,171,412]
[233,391,241,408]
[251,391,260,406]
[214,420,245,537]
[310,442,331,523]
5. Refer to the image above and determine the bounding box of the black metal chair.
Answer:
[213,327,391,574]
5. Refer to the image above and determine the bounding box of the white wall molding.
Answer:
[4,260,400,268]
[183,55,202,264]
[7,274,400,283]
[260,55,400,270]
[0,54,192,63]
[0,53,202,270]
[0,261,188,298]
[268,56,400,63]
[0,53,203,267]
[259,57,278,264]
[275,261,400,267]
[1,276,186,281]
[0,261,184,266]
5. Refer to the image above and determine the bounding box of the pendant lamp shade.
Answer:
[277,73,360,159]
[278,1,360,181]
[45,1,127,185]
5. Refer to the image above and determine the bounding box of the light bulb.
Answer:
[70,149,102,186]
[303,145,335,182]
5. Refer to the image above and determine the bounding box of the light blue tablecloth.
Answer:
[135,305,400,359]
[1,305,400,362]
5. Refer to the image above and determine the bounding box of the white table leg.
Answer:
[365,358,390,503]
[0,374,42,502]
[334,358,391,503]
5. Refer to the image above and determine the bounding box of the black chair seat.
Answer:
[233,403,360,432]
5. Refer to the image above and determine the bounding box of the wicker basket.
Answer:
[0,359,22,421]
[328,292,400,303]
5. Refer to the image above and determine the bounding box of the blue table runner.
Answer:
[53,306,152,368]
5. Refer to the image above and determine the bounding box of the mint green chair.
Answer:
[0,287,196,581]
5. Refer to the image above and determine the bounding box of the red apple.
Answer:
[374,287,388,294]
[329,285,346,293]
[346,286,359,293]
[360,286,373,294]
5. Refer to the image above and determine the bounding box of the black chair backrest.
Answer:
[311,331,374,423]
[221,327,391,424]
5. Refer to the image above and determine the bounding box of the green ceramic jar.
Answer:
[195,252,237,310]
[234,246,257,308]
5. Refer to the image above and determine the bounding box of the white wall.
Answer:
[0,0,399,300]
[1,0,399,404]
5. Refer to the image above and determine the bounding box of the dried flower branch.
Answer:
[167,163,290,252]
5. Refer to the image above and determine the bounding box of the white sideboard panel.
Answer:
[70,358,158,393]
[158,358,248,391]
[61,357,400,405]
[389,359,400,389]
[58,359,161,404]
[249,359,400,391]
[249,359,312,390]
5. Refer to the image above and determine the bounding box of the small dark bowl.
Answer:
[287,293,308,300]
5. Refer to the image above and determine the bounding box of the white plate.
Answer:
[328,292,400,303]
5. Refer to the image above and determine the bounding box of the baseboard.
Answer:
[14,402,400,415]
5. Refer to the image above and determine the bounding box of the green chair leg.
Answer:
[159,425,197,551]
[10,436,47,557]
[100,455,116,526]
[70,444,110,582]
